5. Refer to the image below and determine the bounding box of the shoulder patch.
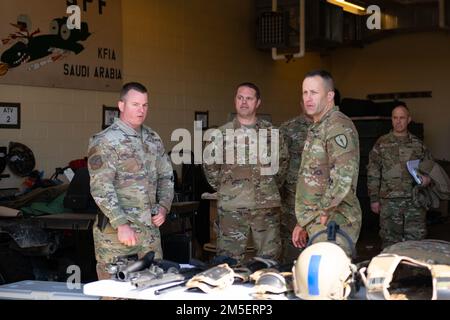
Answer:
[89,155,104,171]
[334,134,348,149]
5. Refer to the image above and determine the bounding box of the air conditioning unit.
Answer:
[305,0,344,48]
[256,11,290,49]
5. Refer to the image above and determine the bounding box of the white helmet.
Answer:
[292,242,356,300]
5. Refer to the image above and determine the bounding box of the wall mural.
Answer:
[0,0,122,91]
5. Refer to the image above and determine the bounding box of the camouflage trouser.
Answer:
[93,222,162,280]
[306,212,361,258]
[280,203,303,265]
[379,198,426,249]
[216,207,281,264]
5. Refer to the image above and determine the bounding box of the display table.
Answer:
[83,279,290,300]
[83,279,367,300]
[0,280,100,300]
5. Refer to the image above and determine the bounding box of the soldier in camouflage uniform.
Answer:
[279,114,312,264]
[88,82,174,280]
[203,82,288,263]
[367,104,432,249]
[293,70,362,257]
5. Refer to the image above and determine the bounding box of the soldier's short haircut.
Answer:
[120,82,148,100]
[237,82,261,100]
[393,101,410,115]
[304,70,335,92]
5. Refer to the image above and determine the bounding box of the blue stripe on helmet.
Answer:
[308,255,321,296]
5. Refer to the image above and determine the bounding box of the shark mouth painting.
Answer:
[0,15,91,76]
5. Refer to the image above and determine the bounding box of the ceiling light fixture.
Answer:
[327,0,366,15]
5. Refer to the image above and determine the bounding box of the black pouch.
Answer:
[97,211,110,232]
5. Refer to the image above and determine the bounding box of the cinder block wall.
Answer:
[122,0,327,147]
[331,32,450,161]
[0,0,327,188]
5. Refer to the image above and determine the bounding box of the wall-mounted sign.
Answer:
[0,0,123,92]
[102,105,119,129]
[195,111,209,130]
[0,102,20,129]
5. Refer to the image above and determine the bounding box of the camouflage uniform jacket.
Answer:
[279,115,312,202]
[367,131,432,202]
[88,119,174,229]
[203,117,288,211]
[295,106,361,228]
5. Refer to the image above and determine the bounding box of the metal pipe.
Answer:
[439,0,446,29]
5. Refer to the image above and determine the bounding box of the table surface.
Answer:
[0,280,100,300]
[83,280,292,300]
[83,277,367,300]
